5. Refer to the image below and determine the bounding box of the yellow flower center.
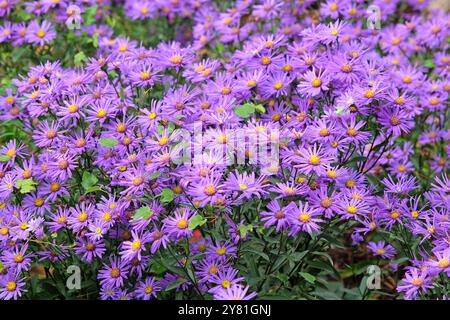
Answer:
[309,155,321,165]
[78,212,88,222]
[346,206,358,214]
[364,90,374,98]
[6,281,16,291]
[110,268,120,278]
[145,286,153,294]
[438,259,450,269]
[273,82,283,90]
[311,78,322,87]
[217,247,227,255]
[221,279,231,288]
[239,183,247,190]
[36,30,45,38]
[96,109,107,118]
[299,212,311,222]
[68,104,78,113]
[50,182,60,192]
[177,219,188,229]
[204,185,216,196]
[320,198,332,208]
[402,76,412,84]
[170,55,183,64]
[261,57,271,65]
[131,240,141,251]
[140,72,151,80]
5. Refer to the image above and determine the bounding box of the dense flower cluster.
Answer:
[0,0,449,300]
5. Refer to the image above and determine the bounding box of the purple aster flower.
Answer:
[134,277,161,300]
[0,272,27,300]
[213,284,257,300]
[163,208,194,239]
[25,20,56,46]
[260,199,290,232]
[367,241,397,259]
[98,256,130,290]
[287,201,323,235]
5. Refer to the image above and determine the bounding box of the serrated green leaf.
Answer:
[81,171,98,191]
[99,138,119,148]
[254,104,266,113]
[188,214,207,230]
[233,103,256,118]
[0,155,11,162]
[83,5,98,26]
[237,224,253,238]
[159,188,174,203]
[15,179,37,194]
[74,51,88,66]
[133,207,154,222]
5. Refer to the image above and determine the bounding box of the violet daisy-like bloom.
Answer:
[287,201,323,235]
[163,208,193,239]
[259,199,290,232]
[294,144,334,175]
[223,171,267,202]
[46,208,69,233]
[0,173,16,200]
[188,173,224,207]
[98,256,130,290]
[120,230,149,262]
[75,237,106,263]
[425,250,450,276]
[25,20,56,46]
[47,152,78,181]
[378,107,414,137]
[297,68,329,97]
[208,241,237,262]
[68,202,94,233]
[134,277,161,300]
[40,180,69,202]
[119,167,148,197]
[208,267,246,294]
[2,244,32,273]
[0,272,27,300]
[33,121,62,148]
[86,219,109,241]
[213,284,257,300]
[397,268,433,300]
[367,241,396,259]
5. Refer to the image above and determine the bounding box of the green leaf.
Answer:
[188,215,207,230]
[99,138,119,148]
[254,104,266,113]
[216,43,225,55]
[0,155,11,162]
[150,172,163,180]
[424,59,435,69]
[74,51,88,66]
[299,272,316,284]
[237,224,253,238]
[233,103,256,118]
[133,207,154,222]
[92,34,99,48]
[15,179,37,194]
[0,261,3,273]
[81,171,98,191]
[83,5,98,26]
[85,186,102,194]
[165,277,188,292]
[159,188,174,203]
